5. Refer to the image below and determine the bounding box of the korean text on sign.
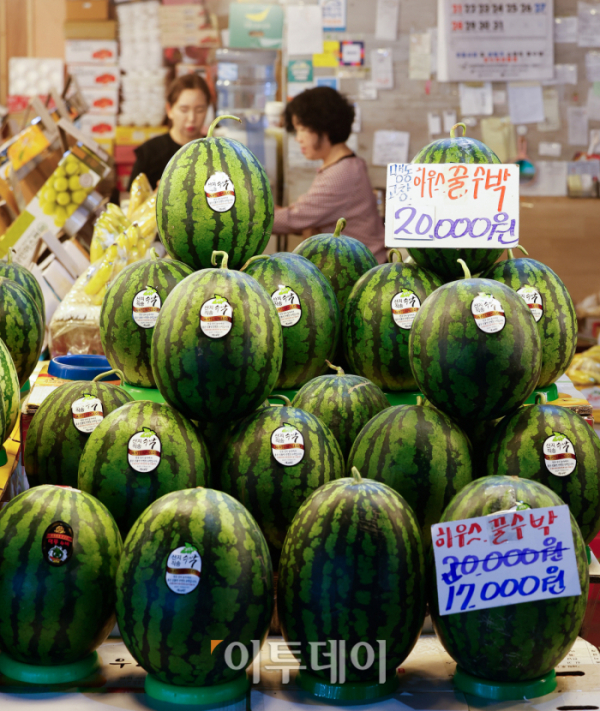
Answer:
[384,163,519,250]
[432,505,582,616]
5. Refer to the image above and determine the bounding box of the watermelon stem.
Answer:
[333,218,346,237]
[457,259,471,279]
[269,394,291,407]
[92,368,125,383]
[517,244,529,256]
[387,249,404,264]
[207,114,242,138]
[149,248,159,261]
[325,360,345,376]
[416,396,423,406]
[535,392,548,405]
[6,249,13,264]
[350,466,362,484]
[211,251,229,269]
[450,123,467,138]
[240,255,269,272]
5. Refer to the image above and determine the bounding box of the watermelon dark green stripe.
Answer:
[0,257,44,319]
[347,404,473,547]
[0,485,122,665]
[0,277,43,386]
[484,403,600,543]
[100,255,193,388]
[116,488,273,687]
[157,137,274,271]
[78,401,211,536]
[343,261,443,391]
[482,257,577,387]
[0,337,19,441]
[430,476,589,682]
[278,475,425,682]
[408,248,503,282]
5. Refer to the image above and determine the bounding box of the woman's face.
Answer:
[167,88,209,142]
[292,115,330,161]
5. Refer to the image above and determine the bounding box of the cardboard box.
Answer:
[67,63,119,88]
[66,0,109,21]
[78,114,117,139]
[65,40,118,64]
[81,87,118,115]
[64,20,117,40]
[114,144,136,164]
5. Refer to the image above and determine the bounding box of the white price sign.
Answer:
[432,505,581,616]
[384,162,520,249]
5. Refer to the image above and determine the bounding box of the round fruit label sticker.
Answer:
[517,285,543,323]
[204,171,235,213]
[165,543,202,595]
[391,289,421,330]
[200,295,233,339]
[471,292,506,334]
[71,394,104,434]
[42,521,74,567]
[271,423,305,467]
[128,428,161,473]
[132,286,162,329]
[543,432,577,477]
[272,285,302,328]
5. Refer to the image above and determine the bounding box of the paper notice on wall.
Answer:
[578,2,600,47]
[520,161,568,196]
[586,52,600,82]
[409,33,431,81]
[459,82,493,116]
[493,90,507,106]
[589,129,600,155]
[554,16,578,43]
[428,112,442,135]
[429,27,438,75]
[480,116,517,163]
[287,5,323,56]
[537,88,561,132]
[313,40,340,68]
[375,0,400,42]
[507,83,545,124]
[358,80,377,100]
[372,130,409,166]
[553,64,578,85]
[371,48,394,90]
[568,106,589,145]
[539,141,562,157]
[320,0,346,31]
[588,88,600,121]
[442,109,458,134]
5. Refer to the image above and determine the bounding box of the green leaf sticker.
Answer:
[140,427,156,439]
[399,289,413,298]
[516,501,531,511]
[213,294,227,304]
[82,393,96,401]
[553,433,566,442]
[144,286,158,296]
[181,542,198,555]
[278,285,291,295]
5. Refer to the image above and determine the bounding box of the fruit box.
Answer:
[65,40,118,64]
[65,0,110,22]
[81,87,119,115]
[67,64,120,89]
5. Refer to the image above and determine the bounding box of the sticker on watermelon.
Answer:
[517,285,543,322]
[391,289,421,330]
[200,294,233,338]
[271,423,305,467]
[42,521,74,567]
[128,428,161,473]
[471,292,506,334]
[204,171,236,213]
[71,394,104,433]
[165,542,202,594]
[271,285,302,327]
[132,286,162,329]
[543,432,577,477]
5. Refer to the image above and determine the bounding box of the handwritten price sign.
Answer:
[432,505,582,616]
[384,163,520,250]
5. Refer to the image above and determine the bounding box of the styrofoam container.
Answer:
[81,87,119,114]
[65,40,118,64]
[67,64,120,88]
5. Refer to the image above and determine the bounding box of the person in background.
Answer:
[128,73,211,190]
[273,87,386,263]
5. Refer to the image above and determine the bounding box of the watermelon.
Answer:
[78,401,211,537]
[0,338,20,442]
[343,251,443,391]
[0,485,122,665]
[430,476,589,682]
[409,260,542,423]
[408,123,503,282]
[0,276,44,387]
[116,488,273,687]
[277,467,426,684]
[481,248,577,387]
[346,402,473,547]
[0,250,44,319]
[484,401,600,544]
[24,378,133,488]
[293,218,378,311]
[152,250,283,423]
[291,361,389,461]
[157,115,274,271]
[100,249,193,388]
[243,252,340,389]
[218,397,344,567]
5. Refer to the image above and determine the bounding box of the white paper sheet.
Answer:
[588,87,600,121]
[459,82,493,116]
[320,0,346,31]
[539,141,562,157]
[537,88,561,132]
[429,27,438,75]
[286,6,323,56]
[375,0,400,42]
[409,33,431,81]
[589,129,600,154]
[554,16,578,43]
[554,64,578,84]
[372,130,409,166]
[519,161,568,197]
[578,2,600,47]
[507,83,545,124]
[371,48,394,90]
[481,116,517,162]
[428,112,442,135]
[586,52,600,82]
[358,80,377,100]
[568,106,589,145]
[493,90,507,105]
[442,109,457,133]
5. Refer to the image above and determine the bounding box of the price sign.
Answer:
[384,163,519,250]
[432,505,581,616]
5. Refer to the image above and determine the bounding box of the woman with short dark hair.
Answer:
[273,87,385,262]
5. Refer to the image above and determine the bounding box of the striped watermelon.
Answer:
[277,467,426,684]
[243,252,340,389]
[0,485,122,665]
[408,248,504,283]
[346,403,473,547]
[157,115,274,271]
[0,250,44,319]
[293,218,378,311]
[484,402,600,544]
[409,261,542,423]
[430,476,589,682]
[0,338,19,442]
[291,362,389,461]
[343,252,443,391]
[116,488,273,687]
[0,277,43,387]
[482,250,577,387]
[24,379,133,488]
[218,399,344,567]
[412,122,501,165]
[78,401,211,537]
[152,251,283,423]
[100,250,193,388]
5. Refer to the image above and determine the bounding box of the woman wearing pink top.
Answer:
[272,87,386,264]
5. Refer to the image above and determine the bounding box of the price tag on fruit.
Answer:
[432,505,581,616]
[384,162,520,250]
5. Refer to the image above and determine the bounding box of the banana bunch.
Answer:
[38,153,95,228]
[567,346,600,387]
